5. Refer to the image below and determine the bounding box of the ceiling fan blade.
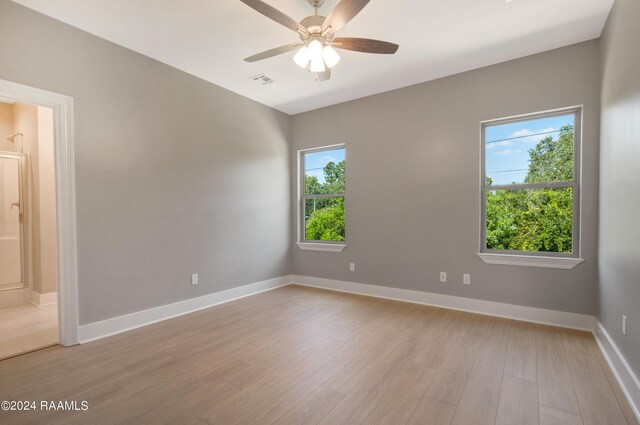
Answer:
[333,37,399,54]
[244,44,299,62]
[322,0,371,33]
[239,0,308,35]
[316,68,331,82]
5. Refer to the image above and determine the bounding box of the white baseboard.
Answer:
[292,275,596,331]
[594,322,640,422]
[78,275,293,343]
[30,291,58,307]
[77,274,595,343]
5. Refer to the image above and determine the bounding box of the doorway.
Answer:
[0,79,78,353]
[0,101,59,359]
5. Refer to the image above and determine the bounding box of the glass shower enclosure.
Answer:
[0,151,27,291]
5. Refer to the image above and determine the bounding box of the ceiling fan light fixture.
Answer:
[322,45,340,68]
[293,46,310,68]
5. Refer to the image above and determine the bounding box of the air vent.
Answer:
[250,73,275,86]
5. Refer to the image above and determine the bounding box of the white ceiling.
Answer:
[12,0,613,115]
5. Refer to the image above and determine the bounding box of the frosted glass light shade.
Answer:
[309,57,326,73]
[322,45,340,68]
[293,46,310,68]
[307,40,326,72]
[307,40,323,61]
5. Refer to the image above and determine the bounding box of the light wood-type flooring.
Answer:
[0,303,58,360]
[0,285,637,425]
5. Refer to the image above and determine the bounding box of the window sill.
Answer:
[297,242,346,253]
[477,253,583,269]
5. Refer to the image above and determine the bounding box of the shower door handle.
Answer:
[10,203,22,223]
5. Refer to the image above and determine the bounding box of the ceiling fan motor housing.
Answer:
[299,15,330,41]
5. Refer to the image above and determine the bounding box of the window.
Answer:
[479,108,583,269]
[298,145,346,252]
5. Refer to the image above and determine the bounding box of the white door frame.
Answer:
[0,78,79,346]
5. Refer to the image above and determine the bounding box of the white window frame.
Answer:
[296,144,346,253]
[477,106,584,269]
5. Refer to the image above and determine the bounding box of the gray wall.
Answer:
[291,40,601,315]
[0,1,291,324]
[599,0,640,377]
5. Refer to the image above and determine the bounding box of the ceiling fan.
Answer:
[240,0,399,81]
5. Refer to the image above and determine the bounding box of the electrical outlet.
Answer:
[623,315,627,335]
[191,273,199,285]
[349,263,355,272]
[463,274,471,285]
[440,272,447,283]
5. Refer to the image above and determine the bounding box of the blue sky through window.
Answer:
[485,114,574,185]
[305,148,345,184]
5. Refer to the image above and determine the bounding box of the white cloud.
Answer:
[306,169,326,182]
[510,127,557,144]
[495,149,522,156]
[488,126,561,150]
[319,155,337,163]
[486,140,513,150]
